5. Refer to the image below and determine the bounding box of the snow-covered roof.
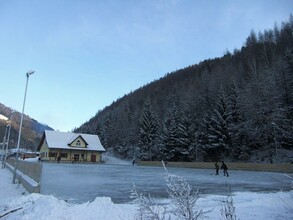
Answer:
[42,130,106,152]
[0,114,8,121]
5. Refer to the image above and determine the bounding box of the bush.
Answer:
[131,161,210,220]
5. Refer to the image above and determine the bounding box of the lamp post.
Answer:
[12,70,35,183]
[4,111,14,168]
[1,125,9,169]
[3,125,11,168]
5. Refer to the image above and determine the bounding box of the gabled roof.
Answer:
[67,135,88,146]
[38,130,106,152]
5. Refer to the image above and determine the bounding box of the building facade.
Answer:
[37,130,106,163]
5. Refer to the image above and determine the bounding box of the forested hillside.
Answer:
[0,103,53,151]
[76,15,293,163]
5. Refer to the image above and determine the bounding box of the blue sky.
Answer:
[0,0,292,132]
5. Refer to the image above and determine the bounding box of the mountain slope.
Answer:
[0,103,54,151]
[76,15,293,163]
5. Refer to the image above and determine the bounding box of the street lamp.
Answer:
[3,125,11,167]
[4,111,14,168]
[1,125,9,169]
[12,70,35,183]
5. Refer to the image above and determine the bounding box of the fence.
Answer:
[6,159,42,193]
[137,161,293,173]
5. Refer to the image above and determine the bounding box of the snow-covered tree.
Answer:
[197,90,216,161]
[160,104,180,161]
[75,16,293,163]
[227,82,249,160]
[138,98,159,161]
[101,113,115,149]
[116,142,129,157]
[240,69,288,162]
[197,111,212,161]
[131,162,208,220]
[205,87,232,160]
[163,161,206,220]
[130,183,168,220]
[177,109,196,161]
[221,185,238,220]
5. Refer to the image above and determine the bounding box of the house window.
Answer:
[76,140,81,146]
[60,153,68,158]
[74,154,79,162]
[49,152,57,158]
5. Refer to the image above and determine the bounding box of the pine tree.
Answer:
[138,98,159,161]
[281,49,293,149]
[101,113,115,149]
[161,104,180,161]
[95,120,102,137]
[74,16,293,163]
[240,68,288,162]
[197,90,214,161]
[207,87,232,160]
[228,82,248,160]
[177,109,196,161]
[198,112,212,161]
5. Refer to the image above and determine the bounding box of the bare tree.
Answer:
[130,183,169,220]
[131,162,210,220]
[221,185,238,220]
[163,161,207,220]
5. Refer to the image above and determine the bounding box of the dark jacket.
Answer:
[221,163,228,170]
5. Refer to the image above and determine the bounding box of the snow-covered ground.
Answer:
[101,152,131,165]
[1,165,293,219]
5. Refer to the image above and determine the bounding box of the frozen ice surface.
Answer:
[1,164,293,220]
[40,163,292,203]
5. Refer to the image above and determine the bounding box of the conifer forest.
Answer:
[76,15,293,163]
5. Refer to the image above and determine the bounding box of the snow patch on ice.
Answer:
[102,152,131,165]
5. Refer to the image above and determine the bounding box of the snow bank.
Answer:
[4,194,136,220]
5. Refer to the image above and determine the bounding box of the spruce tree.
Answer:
[138,98,159,161]
[101,113,115,149]
[177,109,195,161]
[228,82,248,160]
[161,104,180,161]
[207,87,232,160]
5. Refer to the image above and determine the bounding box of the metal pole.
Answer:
[4,120,12,168]
[1,125,9,169]
[6,112,14,154]
[13,72,34,183]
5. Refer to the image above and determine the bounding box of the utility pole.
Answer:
[13,70,35,183]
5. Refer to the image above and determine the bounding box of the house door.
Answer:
[91,155,96,162]
[74,154,79,162]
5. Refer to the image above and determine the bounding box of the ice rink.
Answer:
[40,163,292,203]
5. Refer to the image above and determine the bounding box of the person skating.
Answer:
[215,162,219,175]
[221,161,229,177]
